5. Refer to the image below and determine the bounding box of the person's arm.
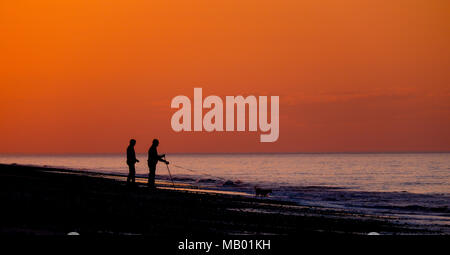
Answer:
[158,154,169,164]
[134,150,139,163]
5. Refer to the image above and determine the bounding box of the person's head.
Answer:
[152,139,159,147]
[129,139,136,146]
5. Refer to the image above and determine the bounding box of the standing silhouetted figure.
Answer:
[126,139,139,185]
[147,139,169,189]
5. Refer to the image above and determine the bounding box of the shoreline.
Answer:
[0,163,444,235]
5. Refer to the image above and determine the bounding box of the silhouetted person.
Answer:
[126,139,139,185]
[147,139,169,189]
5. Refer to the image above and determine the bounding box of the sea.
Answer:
[1,153,449,232]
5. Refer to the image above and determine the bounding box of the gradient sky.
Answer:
[1,0,449,153]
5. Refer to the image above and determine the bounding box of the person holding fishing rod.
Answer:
[147,139,169,189]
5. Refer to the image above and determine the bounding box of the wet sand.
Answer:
[0,163,434,236]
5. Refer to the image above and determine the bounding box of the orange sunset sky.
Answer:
[1,0,449,153]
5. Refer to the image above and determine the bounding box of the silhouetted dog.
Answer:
[254,187,272,197]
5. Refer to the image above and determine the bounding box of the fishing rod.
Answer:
[162,156,175,188]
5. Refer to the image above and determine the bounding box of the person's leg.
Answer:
[130,164,136,184]
[127,163,132,184]
[147,163,152,188]
[151,167,155,188]
[148,165,156,188]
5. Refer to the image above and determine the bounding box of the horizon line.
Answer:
[1,151,450,156]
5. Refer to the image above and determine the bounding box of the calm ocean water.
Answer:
[1,153,449,230]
